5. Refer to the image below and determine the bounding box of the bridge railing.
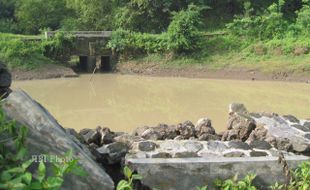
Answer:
[45,31,112,39]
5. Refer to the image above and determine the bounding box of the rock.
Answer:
[164,125,178,139]
[160,141,181,151]
[96,142,128,164]
[176,121,195,139]
[225,129,239,141]
[153,123,177,140]
[249,112,262,118]
[227,141,251,150]
[261,112,278,118]
[207,141,228,152]
[138,141,157,152]
[174,135,184,140]
[247,124,268,142]
[195,118,216,137]
[250,151,268,157]
[224,151,245,157]
[114,134,143,147]
[0,63,12,98]
[148,152,171,158]
[173,151,198,158]
[229,103,247,115]
[97,127,116,145]
[290,137,310,153]
[283,115,300,123]
[183,141,203,153]
[141,128,162,140]
[1,90,114,190]
[249,140,272,150]
[304,133,310,140]
[304,122,310,130]
[291,124,310,132]
[80,129,100,145]
[198,133,219,141]
[225,113,256,141]
[275,138,293,152]
[132,126,150,136]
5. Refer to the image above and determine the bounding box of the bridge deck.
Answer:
[45,31,112,39]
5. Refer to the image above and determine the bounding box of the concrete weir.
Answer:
[126,156,309,190]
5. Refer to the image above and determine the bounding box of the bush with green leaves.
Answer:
[116,166,142,190]
[0,108,86,190]
[0,33,51,69]
[41,32,75,63]
[108,5,204,56]
[270,159,310,190]
[214,174,257,190]
[167,5,204,53]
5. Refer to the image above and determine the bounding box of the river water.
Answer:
[12,74,310,133]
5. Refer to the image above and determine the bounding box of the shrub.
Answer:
[0,33,49,68]
[214,173,257,190]
[167,5,204,53]
[41,32,75,63]
[116,166,142,190]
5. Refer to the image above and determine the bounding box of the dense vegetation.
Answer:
[0,0,309,72]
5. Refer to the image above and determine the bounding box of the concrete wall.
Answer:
[127,156,309,190]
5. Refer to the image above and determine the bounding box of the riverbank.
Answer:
[116,56,310,83]
[11,64,78,80]
[10,61,310,83]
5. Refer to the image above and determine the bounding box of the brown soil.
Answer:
[116,61,310,83]
[11,64,78,80]
[10,62,310,83]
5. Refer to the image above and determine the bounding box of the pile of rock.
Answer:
[133,118,218,141]
[222,103,310,155]
[77,103,310,163]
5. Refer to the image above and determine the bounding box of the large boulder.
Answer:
[0,63,12,98]
[1,90,114,190]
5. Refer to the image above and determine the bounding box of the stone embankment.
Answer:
[77,103,310,163]
[73,103,310,189]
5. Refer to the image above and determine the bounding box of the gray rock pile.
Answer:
[223,103,310,155]
[77,103,310,162]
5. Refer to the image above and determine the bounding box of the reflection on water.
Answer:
[13,74,310,132]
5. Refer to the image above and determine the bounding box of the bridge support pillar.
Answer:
[86,56,96,72]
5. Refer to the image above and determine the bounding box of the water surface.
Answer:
[13,74,310,132]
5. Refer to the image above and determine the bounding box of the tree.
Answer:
[16,0,72,34]
[65,0,116,30]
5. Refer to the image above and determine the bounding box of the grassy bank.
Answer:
[0,33,53,69]
[0,32,73,70]
[128,35,310,75]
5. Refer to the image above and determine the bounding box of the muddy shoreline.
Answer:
[116,61,310,83]
[11,62,310,83]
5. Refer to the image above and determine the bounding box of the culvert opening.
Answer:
[100,56,111,72]
[78,56,88,72]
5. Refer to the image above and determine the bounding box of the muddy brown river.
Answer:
[12,74,310,133]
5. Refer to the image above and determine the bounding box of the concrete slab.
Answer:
[126,156,309,190]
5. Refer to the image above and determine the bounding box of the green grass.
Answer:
[127,34,310,75]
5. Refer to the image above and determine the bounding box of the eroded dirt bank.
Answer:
[116,61,310,83]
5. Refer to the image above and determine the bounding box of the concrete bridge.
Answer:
[45,31,115,72]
